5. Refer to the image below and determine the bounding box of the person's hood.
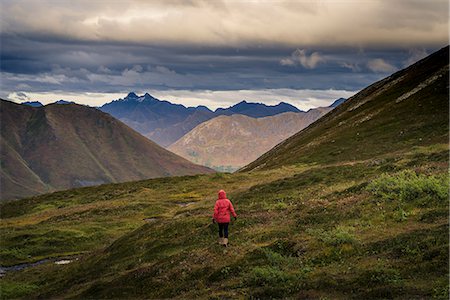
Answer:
[218,190,226,199]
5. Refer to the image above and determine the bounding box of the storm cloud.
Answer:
[1,0,448,108]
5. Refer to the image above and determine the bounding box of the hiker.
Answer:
[212,189,237,247]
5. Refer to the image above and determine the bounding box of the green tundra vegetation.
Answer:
[0,46,448,299]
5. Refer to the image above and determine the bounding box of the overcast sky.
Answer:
[1,0,448,110]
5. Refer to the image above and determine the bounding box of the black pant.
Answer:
[218,223,229,238]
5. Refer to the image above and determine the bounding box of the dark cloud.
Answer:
[3,32,439,96]
[0,1,447,106]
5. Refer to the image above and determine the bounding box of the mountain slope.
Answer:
[0,100,213,200]
[147,109,216,147]
[169,108,331,171]
[241,46,449,172]
[100,94,303,147]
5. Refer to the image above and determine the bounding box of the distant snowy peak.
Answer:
[22,101,43,107]
[22,100,77,107]
[123,92,158,102]
[329,98,347,108]
[54,100,74,105]
[221,100,300,111]
[188,105,213,113]
[215,99,301,118]
[125,92,138,99]
[277,101,303,111]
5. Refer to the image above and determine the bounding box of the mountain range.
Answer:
[22,100,74,107]
[214,100,302,117]
[100,94,304,147]
[169,107,332,171]
[0,100,213,200]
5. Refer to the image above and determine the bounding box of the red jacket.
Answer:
[213,190,237,223]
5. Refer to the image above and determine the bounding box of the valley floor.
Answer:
[0,143,448,299]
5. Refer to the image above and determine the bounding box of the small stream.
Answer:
[0,256,79,277]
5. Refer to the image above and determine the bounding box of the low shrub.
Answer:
[432,280,450,300]
[366,170,448,203]
[0,281,39,299]
[357,265,401,285]
[246,266,300,297]
[247,266,295,287]
[312,225,357,246]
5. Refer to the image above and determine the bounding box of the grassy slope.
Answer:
[0,48,448,299]
[1,145,447,299]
